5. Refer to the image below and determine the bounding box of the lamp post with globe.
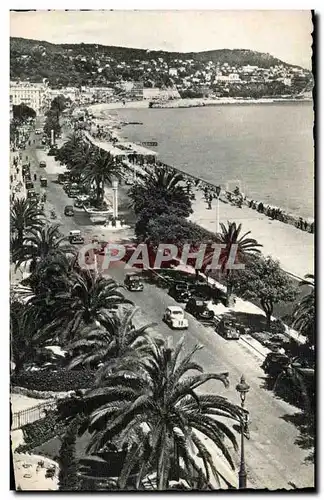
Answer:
[236,375,250,489]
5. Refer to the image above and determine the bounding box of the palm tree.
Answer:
[82,149,122,207]
[10,198,44,248]
[293,273,315,346]
[10,300,63,375]
[214,222,262,305]
[70,142,95,180]
[68,307,156,371]
[65,337,243,490]
[128,169,192,218]
[272,355,314,413]
[14,224,72,273]
[23,252,75,297]
[41,271,133,343]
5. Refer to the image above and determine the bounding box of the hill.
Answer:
[10,37,307,88]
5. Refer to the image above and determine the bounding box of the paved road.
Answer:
[22,121,314,490]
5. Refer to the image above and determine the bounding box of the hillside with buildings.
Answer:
[10,37,312,102]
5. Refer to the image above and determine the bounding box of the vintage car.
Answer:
[39,160,47,168]
[163,306,189,330]
[168,282,191,303]
[57,173,69,184]
[217,318,240,340]
[185,296,215,320]
[27,189,39,201]
[69,230,84,245]
[40,177,47,188]
[261,352,290,379]
[124,272,144,292]
[64,205,74,217]
[22,164,30,175]
[25,180,34,190]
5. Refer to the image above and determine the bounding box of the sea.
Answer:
[109,102,314,218]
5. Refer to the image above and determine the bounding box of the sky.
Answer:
[10,10,313,69]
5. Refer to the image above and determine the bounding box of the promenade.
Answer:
[82,126,314,279]
[190,190,314,279]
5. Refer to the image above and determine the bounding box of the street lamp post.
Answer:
[215,185,221,235]
[112,180,119,219]
[236,375,250,489]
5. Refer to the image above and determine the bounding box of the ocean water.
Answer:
[111,102,314,218]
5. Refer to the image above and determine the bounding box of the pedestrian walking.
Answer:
[34,173,37,181]
[10,174,13,183]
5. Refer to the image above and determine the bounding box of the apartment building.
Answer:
[10,80,49,115]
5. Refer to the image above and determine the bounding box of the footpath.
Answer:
[189,189,314,279]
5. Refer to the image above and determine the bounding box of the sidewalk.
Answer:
[189,189,314,278]
[10,152,26,201]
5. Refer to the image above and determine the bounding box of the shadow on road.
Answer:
[280,411,315,464]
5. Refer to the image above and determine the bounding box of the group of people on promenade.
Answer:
[249,199,314,234]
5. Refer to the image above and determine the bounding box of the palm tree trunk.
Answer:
[260,298,273,330]
[96,180,101,206]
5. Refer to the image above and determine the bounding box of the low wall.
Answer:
[11,386,76,400]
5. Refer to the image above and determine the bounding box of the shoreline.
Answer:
[87,96,312,111]
[86,103,314,224]
[81,128,314,278]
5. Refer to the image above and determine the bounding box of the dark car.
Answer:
[168,282,191,303]
[64,205,74,217]
[261,352,290,379]
[69,230,84,244]
[185,296,215,320]
[40,177,47,188]
[217,318,240,340]
[22,164,30,175]
[39,161,46,168]
[57,173,69,184]
[124,272,144,291]
[25,180,34,190]
[189,283,227,305]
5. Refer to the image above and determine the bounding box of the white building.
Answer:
[143,87,180,100]
[10,80,49,115]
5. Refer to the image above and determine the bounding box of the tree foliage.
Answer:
[229,256,298,329]
[293,274,315,346]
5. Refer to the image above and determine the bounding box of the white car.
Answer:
[163,306,189,330]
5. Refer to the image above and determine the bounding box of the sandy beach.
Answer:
[88,97,312,112]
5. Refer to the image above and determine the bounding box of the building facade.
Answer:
[10,80,49,115]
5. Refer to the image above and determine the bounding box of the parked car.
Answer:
[22,164,30,175]
[64,205,74,217]
[168,282,191,303]
[40,177,47,188]
[68,230,84,245]
[186,296,215,320]
[57,173,69,184]
[124,272,144,292]
[25,180,34,190]
[261,352,290,379]
[163,306,189,330]
[217,318,240,340]
[39,161,46,168]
